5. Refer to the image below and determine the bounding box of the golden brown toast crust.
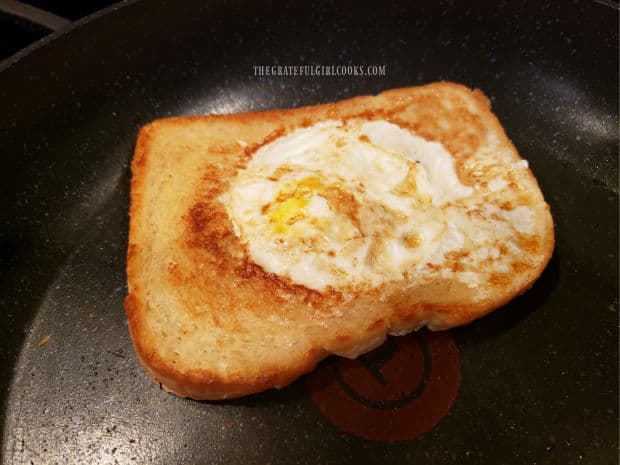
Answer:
[125,82,554,399]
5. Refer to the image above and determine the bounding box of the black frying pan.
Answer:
[1,1,617,463]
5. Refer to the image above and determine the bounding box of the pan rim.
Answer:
[0,0,140,73]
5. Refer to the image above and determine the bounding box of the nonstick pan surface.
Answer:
[0,1,617,464]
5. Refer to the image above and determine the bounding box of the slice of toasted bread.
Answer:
[125,82,554,400]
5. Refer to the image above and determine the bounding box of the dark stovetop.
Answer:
[0,0,121,60]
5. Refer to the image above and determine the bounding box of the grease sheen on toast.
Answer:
[125,83,554,399]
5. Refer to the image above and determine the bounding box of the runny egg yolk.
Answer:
[267,176,332,234]
[268,197,310,234]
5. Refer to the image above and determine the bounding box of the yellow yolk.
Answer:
[268,177,334,234]
[268,197,310,233]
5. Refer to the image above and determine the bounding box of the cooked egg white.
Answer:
[220,119,490,292]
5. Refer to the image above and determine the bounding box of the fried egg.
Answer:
[220,119,500,292]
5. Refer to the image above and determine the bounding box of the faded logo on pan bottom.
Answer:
[306,331,460,442]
